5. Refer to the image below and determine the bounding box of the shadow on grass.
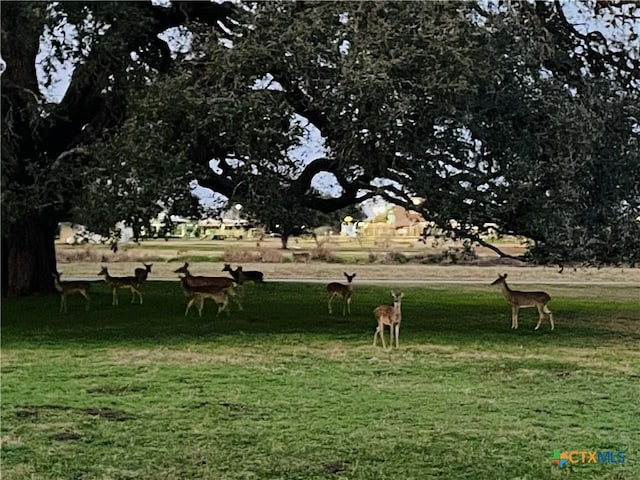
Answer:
[2,282,638,349]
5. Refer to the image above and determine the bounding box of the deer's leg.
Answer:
[394,324,400,348]
[232,294,244,311]
[535,305,545,330]
[346,295,351,315]
[112,288,118,306]
[544,305,554,331]
[380,325,387,349]
[373,326,380,346]
[511,306,519,329]
[185,297,195,316]
[328,294,335,314]
[60,295,66,313]
[80,291,90,311]
[197,297,204,317]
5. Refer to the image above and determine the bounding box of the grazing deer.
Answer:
[134,263,153,282]
[222,264,265,285]
[326,272,356,315]
[292,252,311,264]
[52,271,91,313]
[373,291,404,349]
[179,276,231,317]
[491,273,554,330]
[98,266,143,305]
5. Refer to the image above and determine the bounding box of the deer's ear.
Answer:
[502,273,508,279]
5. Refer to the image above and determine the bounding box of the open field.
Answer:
[55,238,640,291]
[2,278,639,479]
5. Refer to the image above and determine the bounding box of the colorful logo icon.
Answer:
[551,450,569,467]
[551,449,625,468]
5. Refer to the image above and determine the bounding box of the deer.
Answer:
[174,262,236,288]
[292,252,311,264]
[174,263,243,310]
[52,271,91,313]
[98,266,143,305]
[491,273,554,330]
[178,276,231,317]
[373,291,404,349]
[134,263,153,283]
[222,264,265,285]
[326,272,356,315]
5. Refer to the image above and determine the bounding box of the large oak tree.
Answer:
[2,1,639,296]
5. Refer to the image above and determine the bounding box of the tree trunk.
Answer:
[3,215,58,296]
[280,234,289,250]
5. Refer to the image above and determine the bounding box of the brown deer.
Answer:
[326,272,356,315]
[491,273,554,330]
[174,262,236,288]
[373,291,404,349]
[292,252,311,264]
[178,276,232,317]
[52,271,91,313]
[222,264,265,285]
[134,263,153,282]
[98,266,143,305]
[174,263,242,310]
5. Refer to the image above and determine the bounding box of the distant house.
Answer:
[355,206,426,238]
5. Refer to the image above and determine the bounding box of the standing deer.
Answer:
[491,273,554,330]
[174,262,236,288]
[222,264,265,285]
[326,272,356,315]
[52,271,91,313]
[134,263,153,282]
[98,266,143,305]
[292,252,311,264]
[373,291,404,349]
[178,276,231,317]
[174,263,242,310]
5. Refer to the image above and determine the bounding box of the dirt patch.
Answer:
[82,407,130,421]
[218,402,250,413]
[324,461,350,474]
[52,432,82,441]
[86,385,147,395]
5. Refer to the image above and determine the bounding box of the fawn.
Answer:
[491,273,554,330]
[98,266,143,305]
[52,271,91,313]
[373,291,404,349]
[326,272,356,315]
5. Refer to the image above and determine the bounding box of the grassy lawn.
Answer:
[2,281,639,479]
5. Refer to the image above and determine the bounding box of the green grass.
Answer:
[2,282,639,479]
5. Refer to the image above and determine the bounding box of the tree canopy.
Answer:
[2,1,639,295]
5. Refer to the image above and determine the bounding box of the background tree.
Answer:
[117,1,638,265]
[1,1,234,295]
[3,1,639,296]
